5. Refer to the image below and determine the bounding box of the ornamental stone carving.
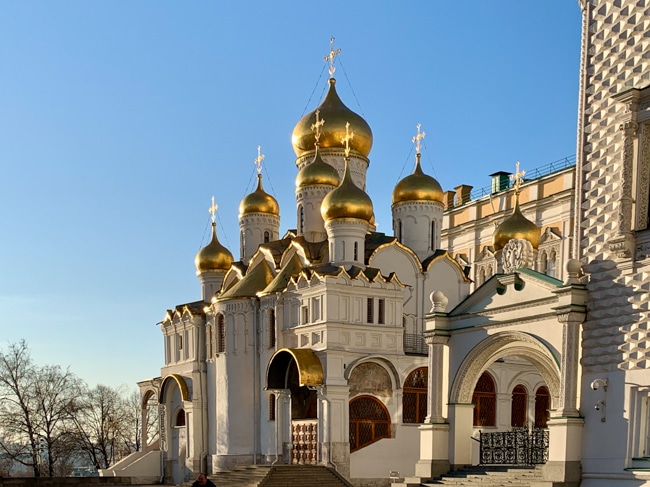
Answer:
[501,238,534,273]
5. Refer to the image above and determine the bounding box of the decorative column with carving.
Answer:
[544,260,586,485]
[415,291,451,480]
[610,89,641,259]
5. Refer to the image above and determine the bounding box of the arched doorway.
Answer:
[159,374,190,484]
[448,332,560,468]
[266,349,324,465]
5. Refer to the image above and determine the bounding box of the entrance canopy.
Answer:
[266,348,324,389]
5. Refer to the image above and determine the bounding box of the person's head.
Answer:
[197,473,208,485]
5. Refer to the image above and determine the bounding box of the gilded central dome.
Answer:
[321,159,373,222]
[239,174,280,217]
[296,145,341,188]
[292,79,373,158]
[493,200,541,251]
[392,154,444,204]
[195,223,234,273]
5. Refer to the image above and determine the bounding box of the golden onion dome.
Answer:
[392,154,444,204]
[295,145,340,188]
[493,199,541,251]
[321,159,373,222]
[292,78,373,158]
[239,174,280,217]
[195,222,234,272]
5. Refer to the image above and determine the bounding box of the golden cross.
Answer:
[510,161,526,192]
[208,196,218,224]
[254,145,265,174]
[341,121,354,158]
[412,123,426,154]
[311,109,325,143]
[324,36,341,77]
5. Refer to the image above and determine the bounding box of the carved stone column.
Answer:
[424,334,449,424]
[555,310,585,417]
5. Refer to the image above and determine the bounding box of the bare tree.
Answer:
[33,365,83,476]
[70,384,130,469]
[0,340,41,476]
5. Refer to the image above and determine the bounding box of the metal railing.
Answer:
[466,155,576,203]
[478,426,549,466]
[403,334,427,355]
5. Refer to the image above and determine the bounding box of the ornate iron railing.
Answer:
[403,334,427,355]
[478,426,549,466]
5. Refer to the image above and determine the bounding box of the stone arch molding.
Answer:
[450,331,561,409]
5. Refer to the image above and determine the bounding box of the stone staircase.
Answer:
[404,465,544,486]
[193,465,352,487]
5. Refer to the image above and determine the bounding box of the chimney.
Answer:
[454,185,473,206]
[443,191,455,210]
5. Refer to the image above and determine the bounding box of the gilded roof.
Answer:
[194,223,234,273]
[239,174,280,217]
[392,154,444,205]
[321,159,373,222]
[295,145,340,188]
[218,259,275,300]
[292,78,373,158]
[493,200,541,251]
[259,253,304,296]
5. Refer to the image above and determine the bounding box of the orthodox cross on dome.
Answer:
[412,123,426,154]
[311,109,325,143]
[324,36,341,78]
[510,161,525,193]
[254,145,265,175]
[341,121,355,158]
[208,196,218,224]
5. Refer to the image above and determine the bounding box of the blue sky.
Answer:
[0,2,582,389]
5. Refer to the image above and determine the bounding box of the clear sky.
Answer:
[0,2,583,390]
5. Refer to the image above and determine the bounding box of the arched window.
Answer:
[240,231,244,256]
[398,220,402,241]
[340,240,345,260]
[175,409,186,427]
[269,309,276,349]
[511,385,528,427]
[547,251,557,278]
[217,314,225,353]
[349,396,391,452]
[431,221,436,250]
[487,265,494,279]
[472,372,496,426]
[264,231,270,243]
[539,251,548,274]
[479,268,486,286]
[207,325,213,358]
[299,206,304,234]
[403,367,428,423]
[354,241,359,261]
[535,386,550,428]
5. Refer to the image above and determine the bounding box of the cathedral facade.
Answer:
[103,2,650,486]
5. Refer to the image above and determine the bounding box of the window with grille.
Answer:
[217,314,225,353]
[535,386,550,428]
[367,298,374,323]
[349,396,391,452]
[472,372,496,426]
[269,309,276,348]
[403,367,428,423]
[378,299,385,324]
[299,206,304,234]
[269,393,276,421]
[511,384,528,427]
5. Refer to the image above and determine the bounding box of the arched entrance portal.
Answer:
[159,374,190,484]
[448,331,561,468]
[266,348,324,465]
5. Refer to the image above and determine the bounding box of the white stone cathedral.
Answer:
[103,2,650,486]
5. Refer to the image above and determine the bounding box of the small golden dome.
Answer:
[195,223,234,272]
[295,145,340,188]
[392,154,444,204]
[321,159,373,222]
[493,199,541,251]
[239,174,280,217]
[292,79,373,158]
